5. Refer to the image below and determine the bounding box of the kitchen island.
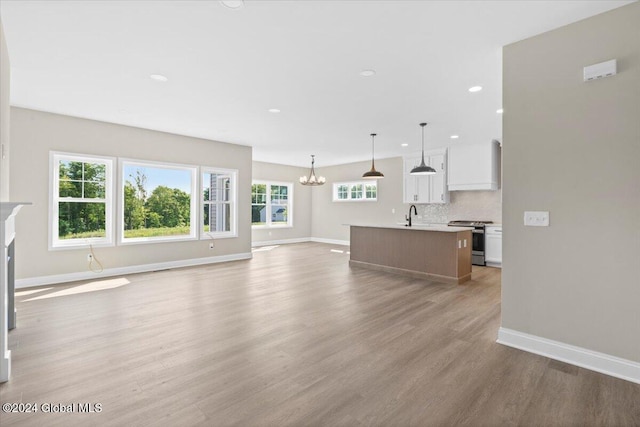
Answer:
[347,224,473,284]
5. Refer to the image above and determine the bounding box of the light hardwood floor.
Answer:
[1,243,639,426]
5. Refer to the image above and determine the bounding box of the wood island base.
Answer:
[348,225,473,285]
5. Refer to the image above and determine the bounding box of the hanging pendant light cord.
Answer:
[371,133,376,168]
[420,123,426,165]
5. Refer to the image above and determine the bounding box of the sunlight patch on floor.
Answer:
[23,278,131,301]
[252,245,280,252]
[16,287,54,296]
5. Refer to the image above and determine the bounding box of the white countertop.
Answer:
[345,223,473,233]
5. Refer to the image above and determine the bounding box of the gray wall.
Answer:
[502,2,640,362]
[252,161,311,243]
[10,108,252,280]
[0,20,9,201]
[311,157,409,242]
[310,156,502,242]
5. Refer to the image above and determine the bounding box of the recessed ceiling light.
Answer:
[150,74,168,82]
[220,0,244,9]
[496,108,504,114]
[268,108,281,113]
[450,135,459,139]
[360,69,376,77]
[401,143,409,147]
[468,86,482,93]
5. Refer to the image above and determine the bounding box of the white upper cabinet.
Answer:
[429,153,447,204]
[403,149,449,204]
[403,157,430,203]
[447,140,501,191]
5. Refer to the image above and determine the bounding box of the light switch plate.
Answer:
[524,211,549,227]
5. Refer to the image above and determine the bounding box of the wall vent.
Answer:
[583,59,617,82]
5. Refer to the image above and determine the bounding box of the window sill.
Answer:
[252,225,294,229]
[332,199,378,202]
[49,241,115,251]
[199,232,238,240]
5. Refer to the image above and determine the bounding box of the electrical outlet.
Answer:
[209,242,214,249]
[87,253,93,262]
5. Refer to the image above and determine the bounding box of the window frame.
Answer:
[49,151,115,250]
[251,180,294,228]
[200,167,238,240]
[118,158,198,245]
[332,180,378,202]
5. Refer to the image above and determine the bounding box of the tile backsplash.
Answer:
[416,190,502,224]
[417,203,449,224]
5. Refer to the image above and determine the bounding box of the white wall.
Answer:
[0,20,9,201]
[252,161,311,244]
[10,108,252,281]
[502,2,640,363]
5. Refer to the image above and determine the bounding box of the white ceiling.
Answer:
[0,0,633,167]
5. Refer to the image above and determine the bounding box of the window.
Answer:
[251,181,293,227]
[120,160,197,243]
[333,180,377,202]
[336,184,349,200]
[50,152,114,249]
[351,183,363,200]
[202,168,237,238]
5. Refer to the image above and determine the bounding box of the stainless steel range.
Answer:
[448,220,493,266]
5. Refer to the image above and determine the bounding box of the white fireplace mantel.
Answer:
[1,202,31,383]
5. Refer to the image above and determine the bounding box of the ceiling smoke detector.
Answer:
[149,74,168,82]
[220,0,244,10]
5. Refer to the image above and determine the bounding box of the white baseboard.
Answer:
[0,351,10,383]
[252,237,351,247]
[15,252,253,289]
[497,327,640,384]
[310,237,350,246]
[251,238,310,247]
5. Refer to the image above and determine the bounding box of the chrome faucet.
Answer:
[406,204,418,227]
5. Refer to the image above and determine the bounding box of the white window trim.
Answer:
[332,180,378,202]
[118,158,198,245]
[200,167,238,240]
[49,151,115,250]
[251,180,294,229]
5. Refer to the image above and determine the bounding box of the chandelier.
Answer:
[300,155,326,186]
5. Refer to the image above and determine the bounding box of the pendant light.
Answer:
[410,122,437,175]
[362,133,384,179]
[299,155,326,186]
